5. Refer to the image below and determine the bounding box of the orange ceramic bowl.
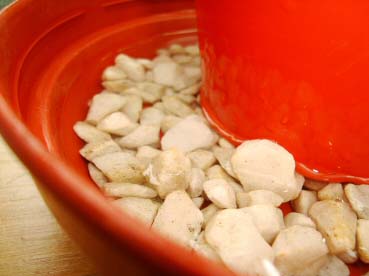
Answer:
[0,1,367,275]
[0,0,231,275]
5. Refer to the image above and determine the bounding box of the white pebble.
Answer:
[136,82,165,103]
[161,115,217,153]
[169,44,186,55]
[115,54,146,82]
[187,150,216,171]
[113,197,160,226]
[121,148,137,156]
[248,190,284,207]
[192,197,204,209]
[87,163,107,187]
[201,204,219,228]
[228,181,244,194]
[164,87,175,97]
[102,66,127,81]
[190,56,201,66]
[295,172,306,196]
[272,225,329,276]
[118,124,160,149]
[102,182,157,198]
[97,112,138,136]
[184,45,200,56]
[136,146,161,168]
[152,102,166,112]
[183,65,202,83]
[299,256,330,276]
[337,250,358,264]
[92,152,144,183]
[218,137,235,149]
[318,183,345,201]
[241,204,285,244]
[176,93,196,104]
[344,184,369,219]
[145,71,153,81]
[206,165,235,183]
[160,115,182,133]
[203,179,236,209]
[140,107,165,126]
[292,190,318,215]
[121,94,142,123]
[236,192,250,208]
[194,105,204,115]
[172,54,193,64]
[309,200,357,256]
[212,146,236,178]
[80,139,121,161]
[284,212,316,229]
[74,121,111,143]
[152,61,190,90]
[162,96,194,118]
[136,58,154,69]
[180,83,201,95]
[192,232,220,261]
[231,139,300,202]
[205,209,274,276]
[357,219,369,263]
[123,86,163,104]
[102,79,135,92]
[86,92,127,124]
[303,178,326,191]
[144,148,191,198]
[194,106,205,117]
[188,168,206,198]
[152,190,203,247]
[153,53,172,64]
[318,255,350,276]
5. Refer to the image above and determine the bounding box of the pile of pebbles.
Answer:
[74,44,369,276]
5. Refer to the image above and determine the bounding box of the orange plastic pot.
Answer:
[197,0,369,184]
[0,1,231,275]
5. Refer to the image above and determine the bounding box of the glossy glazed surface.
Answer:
[0,0,367,275]
[197,0,369,183]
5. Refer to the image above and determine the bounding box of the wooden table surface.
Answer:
[0,136,97,276]
[0,2,96,274]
